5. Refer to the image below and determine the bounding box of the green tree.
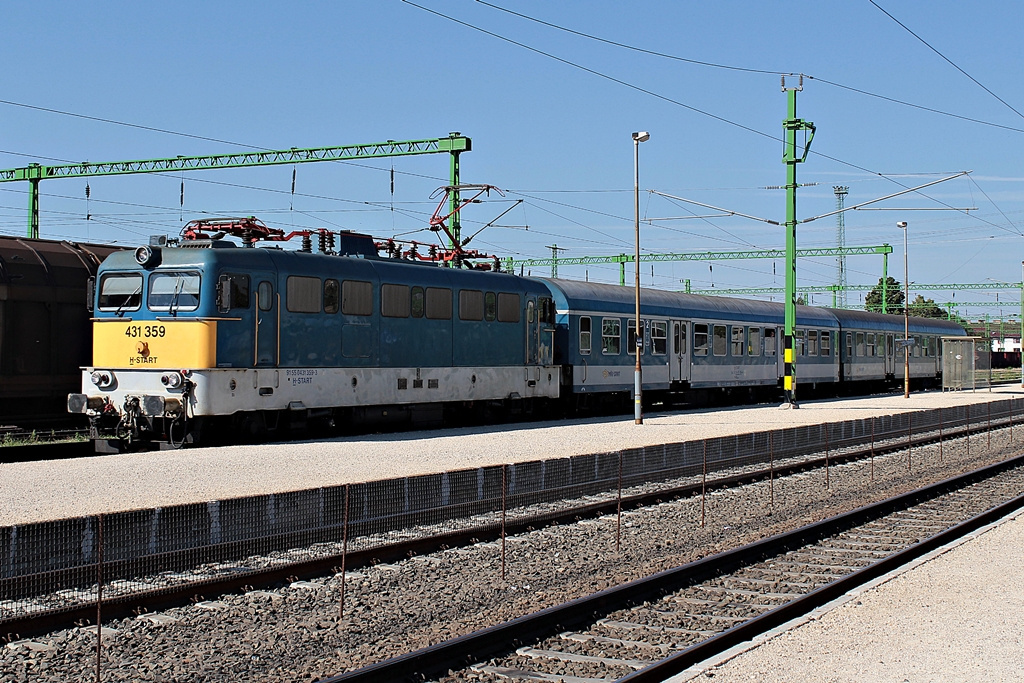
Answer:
[907,294,947,319]
[864,276,905,314]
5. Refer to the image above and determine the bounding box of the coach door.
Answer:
[671,320,690,382]
[255,279,278,367]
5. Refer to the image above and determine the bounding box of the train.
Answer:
[67,218,967,453]
[0,235,122,428]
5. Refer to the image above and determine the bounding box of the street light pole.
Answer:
[898,221,910,398]
[632,131,649,425]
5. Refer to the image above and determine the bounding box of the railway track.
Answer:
[320,453,1024,682]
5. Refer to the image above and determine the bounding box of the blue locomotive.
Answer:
[68,218,966,452]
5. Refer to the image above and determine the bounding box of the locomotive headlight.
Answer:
[90,371,113,388]
[161,372,184,389]
[134,245,161,267]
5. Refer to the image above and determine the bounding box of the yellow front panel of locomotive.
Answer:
[93,321,217,368]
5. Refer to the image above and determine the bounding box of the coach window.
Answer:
[764,328,777,356]
[341,280,373,316]
[627,320,641,355]
[748,327,761,356]
[579,317,592,355]
[808,330,818,356]
[484,292,497,322]
[459,290,484,321]
[821,330,831,357]
[323,279,339,314]
[258,281,273,312]
[795,329,806,356]
[149,271,201,311]
[713,324,727,356]
[866,333,876,357]
[98,272,143,312]
[694,324,709,356]
[914,338,921,357]
[602,318,621,354]
[425,287,452,320]
[286,276,321,314]
[846,332,854,358]
[855,331,866,357]
[730,326,744,356]
[651,321,667,355]
[411,286,425,318]
[496,293,520,322]
[527,300,535,324]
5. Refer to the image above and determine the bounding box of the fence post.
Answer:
[701,439,707,528]
[987,401,991,451]
[939,406,944,464]
[769,431,775,509]
[967,404,971,457]
[825,424,830,490]
[616,451,623,554]
[870,417,875,483]
[907,412,912,472]
[338,484,350,622]
[501,464,508,581]
[95,513,103,683]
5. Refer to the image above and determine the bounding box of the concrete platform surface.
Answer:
[0,386,1018,525]
[673,507,1024,682]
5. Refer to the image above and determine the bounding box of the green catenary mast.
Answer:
[782,76,815,406]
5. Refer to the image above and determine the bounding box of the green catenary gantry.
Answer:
[0,133,471,240]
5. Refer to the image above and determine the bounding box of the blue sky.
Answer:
[3,1,1023,317]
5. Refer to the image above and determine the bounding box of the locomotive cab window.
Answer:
[148,271,200,312]
[97,273,143,312]
[579,316,592,355]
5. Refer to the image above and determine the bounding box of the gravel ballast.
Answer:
[1,387,1019,526]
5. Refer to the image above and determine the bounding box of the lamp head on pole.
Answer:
[897,221,907,229]
[632,131,650,143]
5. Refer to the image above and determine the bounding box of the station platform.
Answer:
[1,386,1019,526]
[673,506,1024,682]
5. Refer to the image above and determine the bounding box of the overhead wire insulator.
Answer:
[302,232,312,253]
